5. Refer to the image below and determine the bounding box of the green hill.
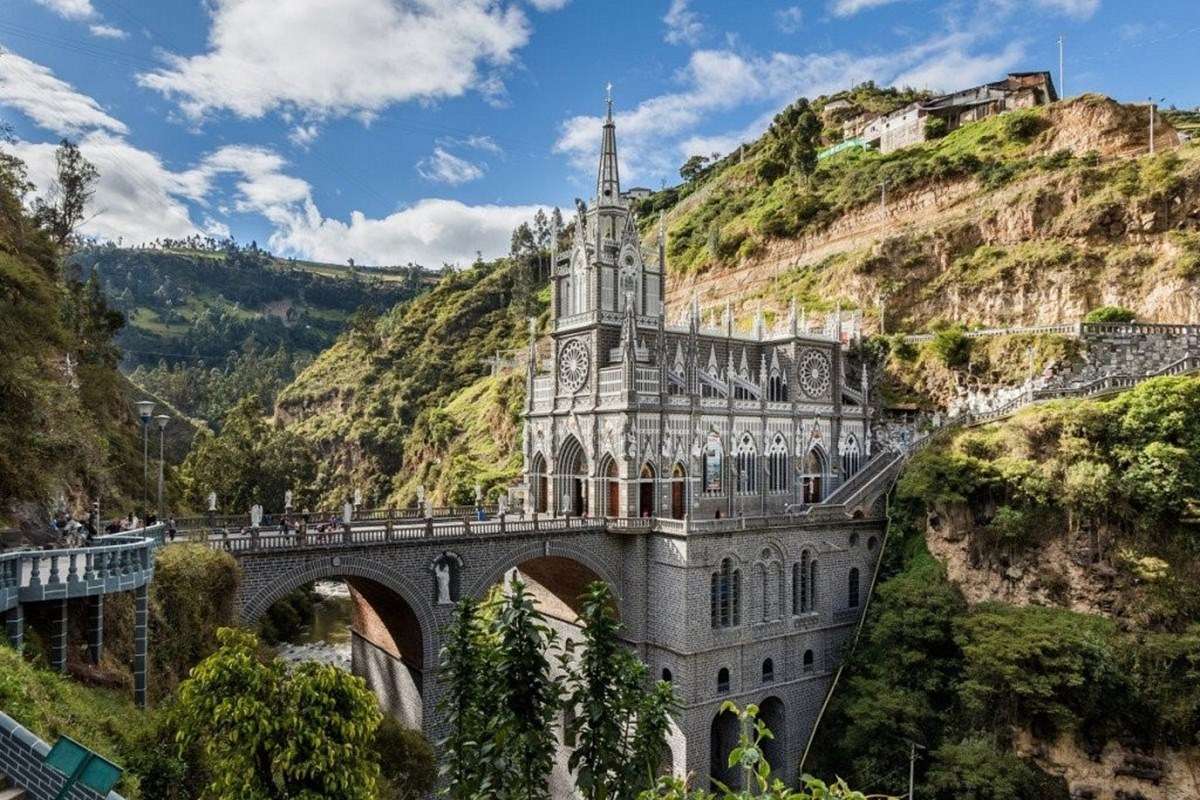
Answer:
[72,243,433,428]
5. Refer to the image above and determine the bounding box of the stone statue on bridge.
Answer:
[250,504,263,528]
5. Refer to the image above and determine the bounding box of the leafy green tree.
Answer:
[438,597,499,799]
[1083,306,1136,323]
[374,716,437,800]
[492,578,561,800]
[33,138,98,246]
[680,155,711,183]
[179,394,316,512]
[175,627,381,800]
[923,737,1061,800]
[564,583,676,799]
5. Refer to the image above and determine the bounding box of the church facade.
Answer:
[521,100,886,789]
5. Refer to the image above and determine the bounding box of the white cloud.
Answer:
[269,198,544,266]
[88,24,129,39]
[438,134,503,154]
[288,124,320,148]
[663,0,703,46]
[33,0,96,21]
[890,40,1025,93]
[989,0,1099,18]
[138,0,531,121]
[831,0,904,17]
[776,6,804,33]
[556,29,1031,186]
[13,133,202,243]
[203,216,232,239]
[416,147,486,185]
[527,0,569,10]
[0,52,128,136]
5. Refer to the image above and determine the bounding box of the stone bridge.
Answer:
[221,515,652,738]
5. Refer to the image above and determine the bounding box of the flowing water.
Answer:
[275,580,353,670]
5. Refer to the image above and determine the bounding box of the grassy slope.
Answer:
[276,257,544,507]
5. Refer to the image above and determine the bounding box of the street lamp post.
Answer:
[135,400,154,512]
[155,414,169,520]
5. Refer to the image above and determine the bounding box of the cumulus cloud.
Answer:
[0,52,128,136]
[138,0,532,121]
[526,0,569,10]
[33,0,96,21]
[88,24,129,39]
[269,198,545,267]
[663,0,703,46]
[288,123,320,148]
[555,29,1028,185]
[417,147,487,185]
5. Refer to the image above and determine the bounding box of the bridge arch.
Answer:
[240,556,437,672]
[467,540,623,620]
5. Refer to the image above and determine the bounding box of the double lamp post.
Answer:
[135,400,170,519]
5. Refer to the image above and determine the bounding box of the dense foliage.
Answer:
[175,627,382,800]
[179,394,317,513]
[811,378,1200,796]
[439,581,675,800]
[0,134,148,517]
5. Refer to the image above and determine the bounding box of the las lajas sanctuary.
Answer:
[520,96,891,787]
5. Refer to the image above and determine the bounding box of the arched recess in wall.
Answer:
[598,455,619,518]
[759,696,785,775]
[556,436,588,517]
[670,462,687,519]
[638,462,656,518]
[530,452,549,513]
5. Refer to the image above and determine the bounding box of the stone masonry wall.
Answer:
[0,711,124,800]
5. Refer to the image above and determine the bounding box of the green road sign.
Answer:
[45,735,123,798]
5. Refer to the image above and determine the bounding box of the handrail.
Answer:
[905,321,1200,343]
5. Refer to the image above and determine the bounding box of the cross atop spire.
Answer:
[596,85,621,207]
[605,82,613,119]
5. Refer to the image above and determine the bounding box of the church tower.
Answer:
[552,88,662,327]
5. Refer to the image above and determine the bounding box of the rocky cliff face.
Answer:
[655,97,1198,332]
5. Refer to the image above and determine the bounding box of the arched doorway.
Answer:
[671,462,687,519]
[557,437,587,517]
[801,445,827,504]
[530,453,548,513]
[638,462,656,518]
[759,696,785,777]
[710,706,740,790]
[600,456,619,518]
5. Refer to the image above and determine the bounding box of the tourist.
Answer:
[167,518,177,541]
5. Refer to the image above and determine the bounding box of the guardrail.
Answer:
[172,506,499,531]
[904,321,1200,344]
[0,525,163,612]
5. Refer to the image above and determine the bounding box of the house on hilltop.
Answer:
[843,71,1058,154]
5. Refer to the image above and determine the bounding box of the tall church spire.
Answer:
[596,83,621,207]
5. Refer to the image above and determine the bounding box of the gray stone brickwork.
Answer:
[0,711,124,800]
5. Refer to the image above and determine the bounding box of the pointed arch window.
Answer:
[766,434,789,493]
[794,550,814,614]
[710,558,741,628]
[841,435,862,479]
[702,435,723,495]
[734,433,757,495]
[768,368,789,402]
[762,658,775,683]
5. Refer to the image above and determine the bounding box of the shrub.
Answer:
[1001,111,1045,142]
[374,717,436,800]
[1083,305,1136,323]
[929,327,972,368]
[925,737,1064,800]
[925,116,949,139]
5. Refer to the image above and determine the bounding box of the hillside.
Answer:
[275,255,545,507]
[810,377,1200,800]
[0,145,150,526]
[73,243,432,428]
[645,95,1199,331]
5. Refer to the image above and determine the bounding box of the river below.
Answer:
[275,580,353,671]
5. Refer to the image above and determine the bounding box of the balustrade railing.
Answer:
[0,525,161,611]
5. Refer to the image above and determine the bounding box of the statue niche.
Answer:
[430,552,463,606]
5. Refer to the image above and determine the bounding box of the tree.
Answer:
[438,598,498,799]
[679,154,711,183]
[179,394,317,511]
[564,582,676,800]
[493,578,561,800]
[374,716,437,800]
[175,628,381,800]
[34,139,99,246]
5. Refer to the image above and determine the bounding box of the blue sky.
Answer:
[1,0,1197,266]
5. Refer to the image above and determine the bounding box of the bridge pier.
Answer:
[87,594,104,665]
[134,584,149,708]
[47,599,68,674]
[3,605,21,651]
